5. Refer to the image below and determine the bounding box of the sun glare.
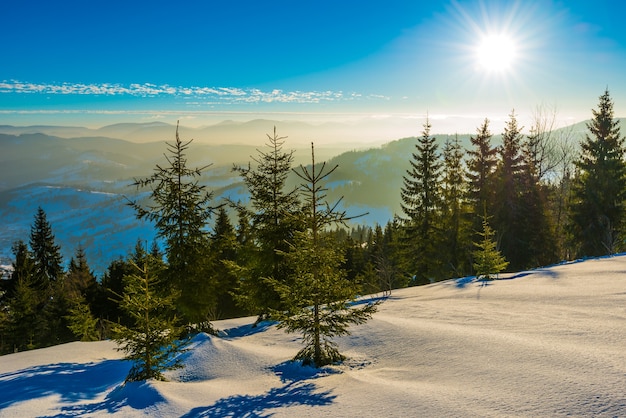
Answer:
[476,33,517,72]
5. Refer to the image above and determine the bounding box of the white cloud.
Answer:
[0,80,388,105]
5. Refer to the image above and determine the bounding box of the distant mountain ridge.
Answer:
[0,118,421,147]
[2,119,622,274]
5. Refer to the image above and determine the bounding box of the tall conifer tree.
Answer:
[209,206,240,318]
[441,134,472,276]
[127,122,215,327]
[493,110,526,270]
[570,89,626,256]
[400,118,443,284]
[29,207,63,291]
[232,127,302,323]
[466,119,498,224]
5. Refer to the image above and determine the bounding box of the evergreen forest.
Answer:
[1,90,624,373]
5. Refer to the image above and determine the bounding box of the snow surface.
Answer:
[1,255,625,417]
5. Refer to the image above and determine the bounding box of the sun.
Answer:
[476,33,517,73]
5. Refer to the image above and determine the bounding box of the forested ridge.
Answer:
[1,90,624,377]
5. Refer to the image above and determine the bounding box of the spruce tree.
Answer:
[521,130,558,267]
[473,214,509,281]
[111,256,186,382]
[493,110,527,270]
[65,297,100,342]
[466,118,498,224]
[4,240,34,299]
[399,118,443,284]
[272,143,378,367]
[209,206,240,318]
[5,275,40,352]
[127,122,215,327]
[29,207,64,291]
[441,134,472,276]
[65,246,98,303]
[570,89,626,256]
[232,127,302,323]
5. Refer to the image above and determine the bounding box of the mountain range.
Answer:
[2,119,621,275]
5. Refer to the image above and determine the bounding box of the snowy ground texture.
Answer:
[1,255,625,417]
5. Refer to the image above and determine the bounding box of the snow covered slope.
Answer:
[0,255,624,417]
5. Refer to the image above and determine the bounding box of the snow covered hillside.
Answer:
[1,255,624,417]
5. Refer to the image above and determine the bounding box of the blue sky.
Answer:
[1,0,625,133]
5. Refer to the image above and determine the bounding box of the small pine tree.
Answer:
[272,143,378,367]
[111,257,186,382]
[65,297,100,342]
[473,214,509,281]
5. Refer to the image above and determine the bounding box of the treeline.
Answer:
[0,89,623,363]
[396,89,625,284]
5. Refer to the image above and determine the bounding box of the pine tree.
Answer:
[232,127,302,323]
[209,206,240,319]
[441,134,472,277]
[493,110,527,270]
[466,118,498,225]
[5,275,40,352]
[520,130,558,267]
[473,214,509,281]
[4,240,34,299]
[111,256,187,382]
[400,118,443,284]
[272,143,378,367]
[65,246,98,303]
[127,122,215,326]
[29,207,64,291]
[570,89,626,256]
[65,297,100,342]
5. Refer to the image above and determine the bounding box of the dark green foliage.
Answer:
[473,214,509,281]
[2,212,71,352]
[232,127,302,322]
[127,122,215,325]
[400,118,443,284]
[441,134,473,277]
[95,257,135,329]
[466,118,498,220]
[111,257,187,382]
[4,273,40,352]
[65,297,100,342]
[493,110,527,270]
[520,132,558,267]
[65,246,98,304]
[272,143,378,367]
[5,241,34,299]
[570,89,626,256]
[29,207,64,291]
[209,206,243,319]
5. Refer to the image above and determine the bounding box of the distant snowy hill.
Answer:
[0,255,624,416]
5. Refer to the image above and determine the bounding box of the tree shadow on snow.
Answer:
[218,320,278,339]
[0,359,167,417]
[181,361,338,417]
[182,381,336,418]
[0,360,130,410]
[43,381,166,417]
